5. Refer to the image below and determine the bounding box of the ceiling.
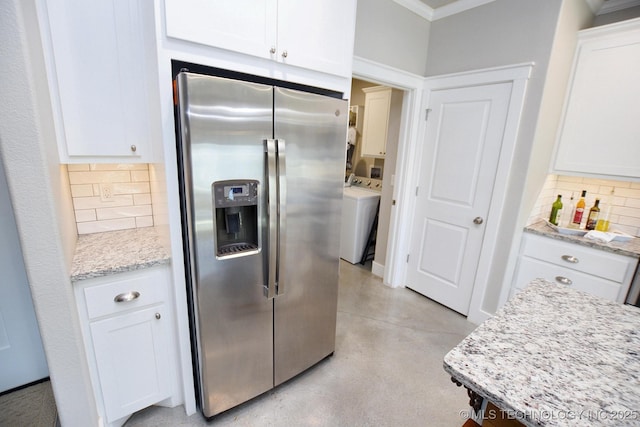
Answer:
[397,0,640,21]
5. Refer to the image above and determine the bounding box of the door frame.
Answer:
[352,56,424,288]
[354,56,532,324]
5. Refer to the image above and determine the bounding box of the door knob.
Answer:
[473,217,484,225]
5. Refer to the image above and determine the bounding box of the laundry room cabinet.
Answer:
[553,17,640,179]
[361,86,403,158]
[74,266,176,425]
[163,0,357,78]
[37,0,160,163]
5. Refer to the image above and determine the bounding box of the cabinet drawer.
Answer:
[514,256,623,302]
[83,269,168,320]
[522,234,634,283]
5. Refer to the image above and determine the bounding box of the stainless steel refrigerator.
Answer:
[175,70,347,417]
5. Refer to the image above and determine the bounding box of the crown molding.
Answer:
[392,0,434,20]
[393,0,497,21]
[584,0,605,13]
[432,0,496,20]
[597,0,640,15]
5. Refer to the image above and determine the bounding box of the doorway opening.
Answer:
[342,78,406,279]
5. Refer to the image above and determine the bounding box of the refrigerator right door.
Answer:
[273,87,348,385]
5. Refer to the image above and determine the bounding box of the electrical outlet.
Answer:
[100,183,114,202]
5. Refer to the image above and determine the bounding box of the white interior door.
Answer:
[0,160,48,392]
[406,82,512,315]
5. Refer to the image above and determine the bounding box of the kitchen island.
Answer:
[444,279,640,426]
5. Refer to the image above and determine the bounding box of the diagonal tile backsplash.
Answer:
[68,164,154,234]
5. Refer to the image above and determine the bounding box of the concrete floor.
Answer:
[125,260,478,426]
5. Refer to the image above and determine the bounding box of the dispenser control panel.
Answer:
[213,180,258,208]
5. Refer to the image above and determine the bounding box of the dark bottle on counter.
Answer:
[571,190,587,228]
[549,194,563,226]
[585,199,600,230]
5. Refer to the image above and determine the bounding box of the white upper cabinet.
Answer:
[553,18,640,179]
[38,0,159,163]
[163,0,357,78]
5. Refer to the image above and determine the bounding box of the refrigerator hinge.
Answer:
[425,108,432,121]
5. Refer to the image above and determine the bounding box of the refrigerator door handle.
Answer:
[265,139,278,299]
[276,139,286,296]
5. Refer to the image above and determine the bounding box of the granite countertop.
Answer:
[525,220,640,259]
[71,227,171,282]
[444,279,640,426]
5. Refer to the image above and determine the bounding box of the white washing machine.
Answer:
[340,186,381,264]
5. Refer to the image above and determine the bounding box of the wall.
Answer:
[424,0,594,316]
[593,5,640,26]
[354,0,431,76]
[0,157,49,389]
[0,0,98,425]
[68,164,155,234]
[530,175,640,236]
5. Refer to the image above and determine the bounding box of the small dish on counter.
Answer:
[543,219,587,236]
[544,219,635,241]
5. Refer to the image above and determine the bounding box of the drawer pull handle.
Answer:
[114,291,140,303]
[555,276,573,286]
[561,255,579,263]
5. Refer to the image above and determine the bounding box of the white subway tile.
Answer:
[68,171,131,185]
[73,195,134,210]
[90,163,148,171]
[113,182,150,195]
[586,178,630,187]
[70,184,94,197]
[614,187,640,199]
[612,224,639,237]
[74,209,97,222]
[133,193,152,205]
[96,205,152,220]
[67,164,90,171]
[131,170,150,182]
[617,214,640,226]
[77,218,136,234]
[557,175,583,183]
[135,216,154,228]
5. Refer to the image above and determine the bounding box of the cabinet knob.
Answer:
[473,217,484,225]
[130,144,137,153]
[270,46,276,54]
[555,276,573,285]
[561,255,579,264]
[155,313,161,320]
[114,291,140,303]
[281,50,288,58]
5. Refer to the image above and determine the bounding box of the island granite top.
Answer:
[525,220,640,259]
[444,279,640,426]
[71,227,171,282]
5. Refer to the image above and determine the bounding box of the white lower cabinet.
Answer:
[511,233,638,303]
[75,266,176,426]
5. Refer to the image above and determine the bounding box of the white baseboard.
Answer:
[371,261,384,278]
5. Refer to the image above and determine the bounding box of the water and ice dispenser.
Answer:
[212,180,259,258]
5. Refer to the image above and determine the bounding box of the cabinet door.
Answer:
[164,0,277,60]
[90,305,171,423]
[43,0,154,160]
[361,89,391,157]
[554,21,640,178]
[277,0,357,77]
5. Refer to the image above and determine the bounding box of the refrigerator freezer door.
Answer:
[273,87,348,385]
[177,73,274,417]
